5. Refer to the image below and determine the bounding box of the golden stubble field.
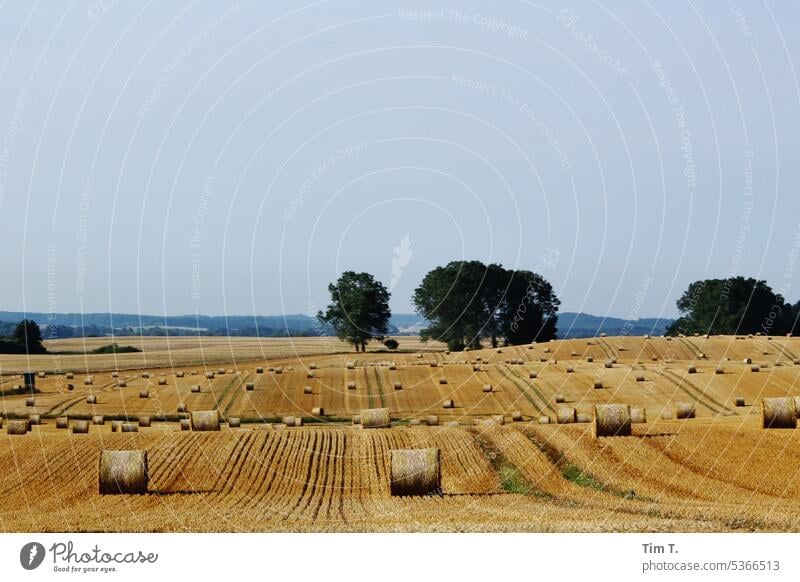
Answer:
[2,334,800,532]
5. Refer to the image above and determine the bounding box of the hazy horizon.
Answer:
[2,2,799,321]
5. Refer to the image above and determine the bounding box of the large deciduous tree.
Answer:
[412,261,559,351]
[317,271,391,352]
[666,277,795,336]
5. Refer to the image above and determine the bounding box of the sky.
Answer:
[0,1,798,321]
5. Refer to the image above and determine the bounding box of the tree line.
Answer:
[3,270,799,355]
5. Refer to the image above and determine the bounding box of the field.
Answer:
[2,334,800,532]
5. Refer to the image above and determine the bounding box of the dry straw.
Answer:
[390,449,441,496]
[72,420,90,434]
[538,416,551,424]
[98,450,148,495]
[177,403,187,413]
[176,371,184,378]
[206,372,215,379]
[511,411,523,422]
[66,373,74,379]
[139,416,151,428]
[761,397,797,429]
[111,421,123,432]
[529,370,538,379]
[631,406,647,424]
[347,381,357,390]
[93,415,105,425]
[594,404,632,437]
[556,407,577,424]
[29,414,41,425]
[352,415,362,425]
[118,381,127,388]
[121,423,138,433]
[687,366,697,374]
[393,382,403,390]
[715,366,725,374]
[180,419,190,431]
[674,402,696,419]
[482,384,493,393]
[361,408,391,428]
[86,395,97,404]
[576,413,591,423]
[56,417,69,429]
[426,415,439,426]
[282,416,295,426]
[158,377,167,386]
[139,390,149,399]
[7,420,28,435]
[191,385,201,393]
[191,411,220,431]
[635,373,645,382]
[439,377,448,384]
[85,376,94,385]
[555,393,565,404]
[25,397,35,407]
[312,407,324,416]
[228,417,241,428]
[442,399,454,409]
[303,386,312,394]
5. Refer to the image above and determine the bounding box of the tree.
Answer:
[317,271,391,351]
[412,261,560,350]
[665,277,795,336]
[383,338,399,351]
[12,319,46,354]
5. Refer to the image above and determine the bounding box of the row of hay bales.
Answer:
[97,446,442,497]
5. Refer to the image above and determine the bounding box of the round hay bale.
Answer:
[426,415,439,426]
[111,421,123,432]
[538,416,551,424]
[217,368,225,375]
[390,449,441,496]
[347,381,357,390]
[482,384,493,393]
[206,372,215,379]
[631,406,647,424]
[556,407,576,424]
[294,417,303,427]
[86,395,97,404]
[352,415,362,425]
[442,399,454,409]
[409,418,421,426]
[67,383,74,390]
[98,450,148,495]
[180,419,191,431]
[361,408,391,428]
[675,402,696,419]
[177,403,187,413]
[7,420,28,435]
[158,376,167,386]
[306,372,314,379]
[138,416,151,428]
[56,417,69,429]
[472,364,481,371]
[604,361,613,369]
[446,421,460,427]
[142,373,151,379]
[66,373,74,379]
[576,413,591,423]
[566,366,574,373]
[794,359,800,366]
[635,373,645,382]
[303,386,312,394]
[529,370,538,379]
[25,397,35,407]
[438,377,448,384]
[593,381,603,389]
[750,365,760,372]
[393,381,403,390]
[389,364,397,370]
[176,371,184,378]
[715,366,725,374]
[191,410,220,431]
[660,410,672,420]
[762,397,797,429]
[117,381,127,388]
[228,417,241,428]
[72,420,90,434]
[310,363,318,370]
[743,358,752,364]
[191,385,201,393]
[282,416,295,426]
[594,404,632,437]
[256,367,264,374]
[111,372,119,378]
[92,415,105,425]
[555,393,565,404]
[687,366,697,374]
[511,411,523,422]
[311,407,324,416]
[29,414,40,425]
[735,396,745,407]
[430,362,438,368]
[121,423,138,433]
[346,361,355,370]
[586,356,594,363]
[139,390,149,399]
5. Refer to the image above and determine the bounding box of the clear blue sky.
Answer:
[0,1,798,320]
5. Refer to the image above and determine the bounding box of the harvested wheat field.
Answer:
[2,334,800,532]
